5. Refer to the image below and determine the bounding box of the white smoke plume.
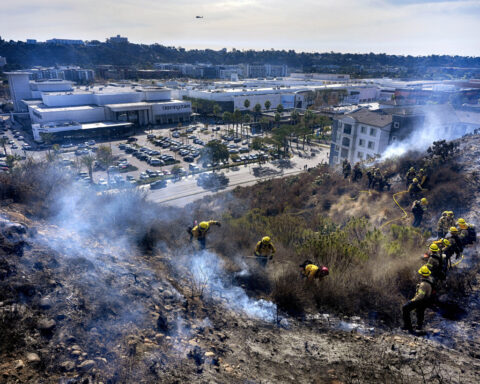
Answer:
[382,106,470,159]
[186,250,277,322]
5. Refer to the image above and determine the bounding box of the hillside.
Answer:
[1,39,480,77]
[0,136,480,383]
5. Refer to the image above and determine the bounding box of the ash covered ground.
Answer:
[1,136,480,383]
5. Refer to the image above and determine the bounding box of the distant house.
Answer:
[46,38,84,45]
[107,35,129,44]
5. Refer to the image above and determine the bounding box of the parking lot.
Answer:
[0,116,329,201]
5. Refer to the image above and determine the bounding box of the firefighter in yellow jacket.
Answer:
[299,260,329,281]
[189,220,221,249]
[254,236,276,267]
[402,265,434,332]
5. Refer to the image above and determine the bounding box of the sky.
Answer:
[1,0,479,56]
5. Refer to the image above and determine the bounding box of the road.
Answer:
[148,148,329,207]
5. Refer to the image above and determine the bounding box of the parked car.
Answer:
[150,179,167,189]
[183,156,194,163]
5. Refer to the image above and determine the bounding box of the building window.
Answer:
[368,141,375,149]
[335,145,339,151]
[357,152,363,159]
[360,126,367,134]
[359,139,365,147]
[391,136,397,142]
[342,137,350,147]
[341,148,348,158]
[370,128,376,136]
[393,122,400,129]
[343,124,352,135]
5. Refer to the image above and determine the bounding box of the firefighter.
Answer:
[417,168,427,187]
[188,220,221,249]
[351,163,363,182]
[408,178,424,199]
[405,167,416,189]
[372,168,383,190]
[457,218,476,246]
[254,236,276,267]
[425,243,445,281]
[366,168,374,189]
[402,265,435,332]
[433,238,453,273]
[446,211,455,229]
[411,198,428,227]
[436,211,450,239]
[446,227,463,260]
[342,159,352,179]
[299,260,329,281]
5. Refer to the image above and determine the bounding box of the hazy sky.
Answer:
[1,0,479,55]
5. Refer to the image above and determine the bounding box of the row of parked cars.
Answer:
[151,137,202,163]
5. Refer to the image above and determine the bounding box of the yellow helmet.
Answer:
[409,167,415,172]
[429,243,439,252]
[442,211,448,216]
[421,198,428,205]
[458,218,466,225]
[262,236,271,244]
[447,211,454,216]
[419,168,424,173]
[450,226,458,233]
[412,178,419,183]
[442,238,451,247]
[418,265,431,277]
[199,221,209,230]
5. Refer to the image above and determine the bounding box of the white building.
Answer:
[329,109,393,165]
[107,35,129,44]
[6,73,191,141]
[46,38,84,45]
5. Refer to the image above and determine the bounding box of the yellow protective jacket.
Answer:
[304,264,319,280]
[437,215,450,232]
[412,278,433,302]
[191,220,219,239]
[254,241,276,257]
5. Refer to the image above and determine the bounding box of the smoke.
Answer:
[382,106,469,159]
[185,250,277,322]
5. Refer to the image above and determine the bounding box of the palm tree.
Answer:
[244,99,250,111]
[274,112,281,129]
[222,111,232,131]
[0,137,8,156]
[264,100,271,111]
[233,109,242,137]
[276,104,284,114]
[213,104,220,121]
[243,114,251,139]
[81,154,96,183]
[291,110,300,125]
[253,103,262,122]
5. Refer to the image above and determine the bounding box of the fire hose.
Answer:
[451,254,465,267]
[379,190,409,229]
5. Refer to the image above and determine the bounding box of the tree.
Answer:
[243,114,251,138]
[253,103,262,122]
[259,117,270,132]
[5,154,15,171]
[171,164,183,179]
[199,140,229,165]
[264,100,271,111]
[222,111,232,130]
[291,110,300,125]
[81,154,96,183]
[244,99,250,110]
[276,104,284,114]
[233,109,242,137]
[96,145,114,184]
[213,104,221,120]
[274,112,281,128]
[0,137,8,156]
[251,137,263,150]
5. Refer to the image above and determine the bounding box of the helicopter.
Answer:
[195,16,204,19]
